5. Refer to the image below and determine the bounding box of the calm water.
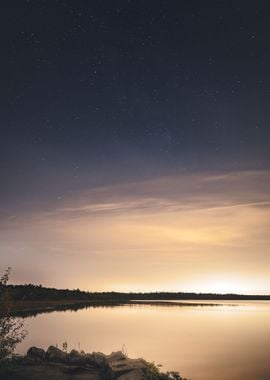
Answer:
[17,301,270,380]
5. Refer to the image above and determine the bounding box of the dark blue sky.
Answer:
[1,0,270,209]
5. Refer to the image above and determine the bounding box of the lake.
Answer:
[17,300,270,380]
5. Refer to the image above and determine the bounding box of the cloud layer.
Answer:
[1,170,270,293]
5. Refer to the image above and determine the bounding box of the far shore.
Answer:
[10,299,128,316]
[10,299,233,317]
[6,283,270,317]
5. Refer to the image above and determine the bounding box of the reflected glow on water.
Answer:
[17,301,270,380]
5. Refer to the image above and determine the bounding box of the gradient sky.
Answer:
[1,1,270,293]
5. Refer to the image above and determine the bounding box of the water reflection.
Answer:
[14,300,225,318]
[17,301,270,380]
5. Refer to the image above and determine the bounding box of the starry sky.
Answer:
[1,1,270,293]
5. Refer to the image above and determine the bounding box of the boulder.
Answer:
[106,351,147,380]
[68,349,84,365]
[69,349,81,359]
[27,346,46,361]
[46,345,68,363]
[117,368,146,380]
[107,351,126,362]
[83,353,96,366]
[67,350,95,366]
[92,352,107,367]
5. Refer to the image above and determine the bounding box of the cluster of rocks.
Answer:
[0,345,187,380]
[21,345,150,380]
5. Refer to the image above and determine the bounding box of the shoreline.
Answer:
[10,299,229,317]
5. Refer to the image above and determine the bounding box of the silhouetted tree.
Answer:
[0,268,27,362]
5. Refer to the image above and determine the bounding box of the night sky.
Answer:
[1,1,270,292]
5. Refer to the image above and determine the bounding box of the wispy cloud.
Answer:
[1,170,270,293]
[39,169,270,221]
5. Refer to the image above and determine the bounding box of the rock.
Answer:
[69,349,81,359]
[6,346,160,380]
[117,368,146,380]
[67,350,96,366]
[46,345,68,363]
[69,349,81,357]
[2,361,102,380]
[108,351,126,362]
[68,349,84,365]
[83,353,96,366]
[92,352,107,367]
[27,347,46,360]
[106,351,147,380]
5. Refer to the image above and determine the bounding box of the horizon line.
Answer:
[8,283,270,297]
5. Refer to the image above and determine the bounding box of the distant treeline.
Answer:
[6,284,270,301]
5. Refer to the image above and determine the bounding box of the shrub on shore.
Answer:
[143,361,188,380]
[0,268,27,363]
